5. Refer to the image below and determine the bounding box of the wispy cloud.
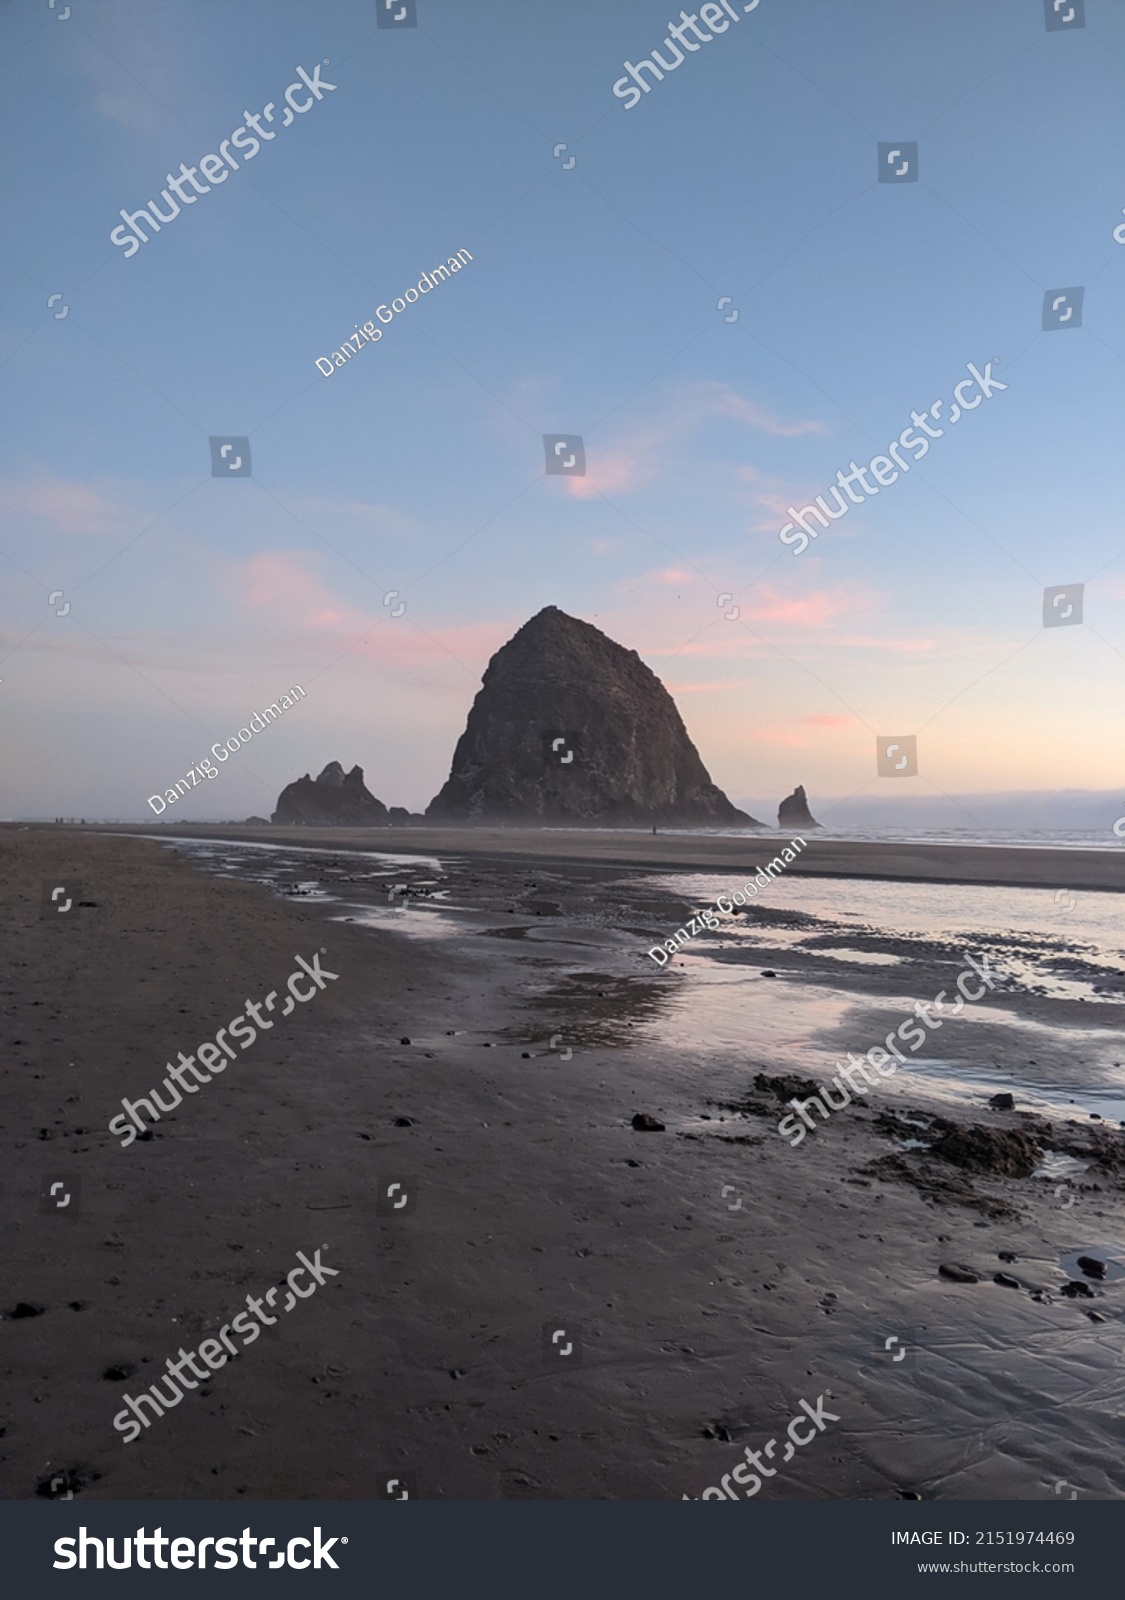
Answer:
[74,10,197,137]
[560,380,825,501]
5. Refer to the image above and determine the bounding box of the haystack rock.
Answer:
[426,606,759,827]
[778,784,820,829]
[272,762,389,826]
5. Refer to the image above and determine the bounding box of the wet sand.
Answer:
[80,820,1125,893]
[3,825,1124,1502]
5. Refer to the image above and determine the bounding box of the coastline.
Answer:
[31,821,1125,893]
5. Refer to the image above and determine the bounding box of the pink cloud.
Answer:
[565,447,645,501]
[223,551,521,677]
[744,583,855,628]
[632,571,867,636]
[0,474,128,535]
[235,553,352,623]
[650,567,698,587]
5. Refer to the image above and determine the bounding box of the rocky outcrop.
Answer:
[272,762,389,826]
[426,606,759,827]
[778,784,820,829]
[387,806,426,827]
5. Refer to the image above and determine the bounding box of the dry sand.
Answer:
[3,825,1124,1502]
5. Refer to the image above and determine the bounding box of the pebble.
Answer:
[939,1263,979,1284]
[632,1113,666,1132]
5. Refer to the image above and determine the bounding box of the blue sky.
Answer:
[2,0,1125,823]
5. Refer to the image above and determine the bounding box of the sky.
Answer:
[2,0,1125,826]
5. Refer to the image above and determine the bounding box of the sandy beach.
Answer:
[83,821,1125,892]
[3,823,1125,1502]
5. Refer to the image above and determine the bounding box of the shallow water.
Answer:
[162,834,1125,1127]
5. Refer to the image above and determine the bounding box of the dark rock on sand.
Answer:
[7,1301,46,1319]
[36,1465,102,1499]
[777,784,820,829]
[754,1072,822,1103]
[993,1272,1020,1289]
[988,1092,1015,1110]
[426,606,759,826]
[1060,1280,1095,1299]
[272,762,390,826]
[632,1113,666,1132]
[1042,1119,1125,1185]
[928,1123,1040,1179]
[939,1263,979,1283]
[1076,1255,1106,1279]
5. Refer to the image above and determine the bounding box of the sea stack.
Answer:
[778,784,820,830]
[272,762,389,826]
[426,606,759,827]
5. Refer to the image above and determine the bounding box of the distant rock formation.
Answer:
[426,606,760,827]
[387,806,425,827]
[778,785,820,830]
[272,762,389,826]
